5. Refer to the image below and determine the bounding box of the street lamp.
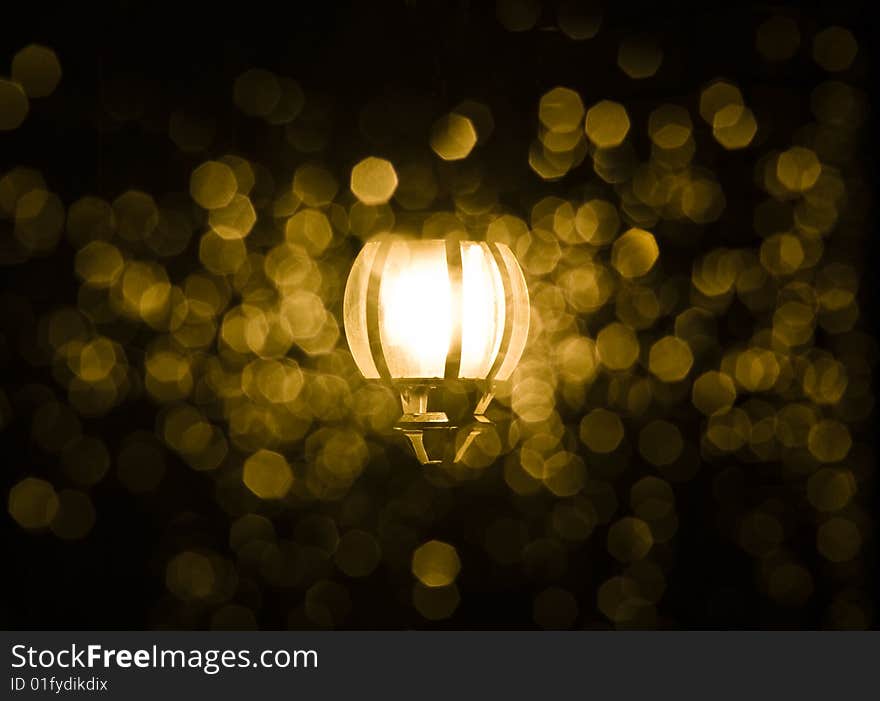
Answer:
[343,237,530,464]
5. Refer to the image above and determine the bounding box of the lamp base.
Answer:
[392,384,494,465]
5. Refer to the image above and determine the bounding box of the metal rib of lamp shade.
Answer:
[343,238,530,464]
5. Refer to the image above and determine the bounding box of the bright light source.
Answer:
[343,238,530,464]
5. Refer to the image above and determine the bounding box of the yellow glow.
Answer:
[344,239,528,381]
[692,371,737,415]
[539,87,585,132]
[596,322,639,371]
[607,517,654,562]
[243,449,293,499]
[233,69,280,117]
[9,477,59,529]
[618,37,663,79]
[557,2,601,40]
[459,242,504,377]
[412,540,461,587]
[209,193,256,239]
[585,100,630,148]
[777,147,821,192]
[812,26,858,73]
[611,227,659,278]
[12,44,62,98]
[700,80,743,124]
[75,241,124,288]
[712,105,757,150]
[649,336,693,382]
[380,242,452,378]
[0,79,29,131]
[190,161,238,209]
[579,409,624,453]
[648,105,692,149]
[430,114,477,161]
[350,157,398,205]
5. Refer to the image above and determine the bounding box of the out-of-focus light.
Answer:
[0,79,29,131]
[12,44,62,98]
[585,100,630,148]
[430,114,478,161]
[350,157,398,205]
[618,37,663,79]
[812,26,858,72]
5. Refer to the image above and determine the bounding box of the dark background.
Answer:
[1,0,876,629]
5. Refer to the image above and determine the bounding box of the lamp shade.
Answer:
[344,239,529,382]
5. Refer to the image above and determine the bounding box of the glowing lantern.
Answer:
[344,238,530,464]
